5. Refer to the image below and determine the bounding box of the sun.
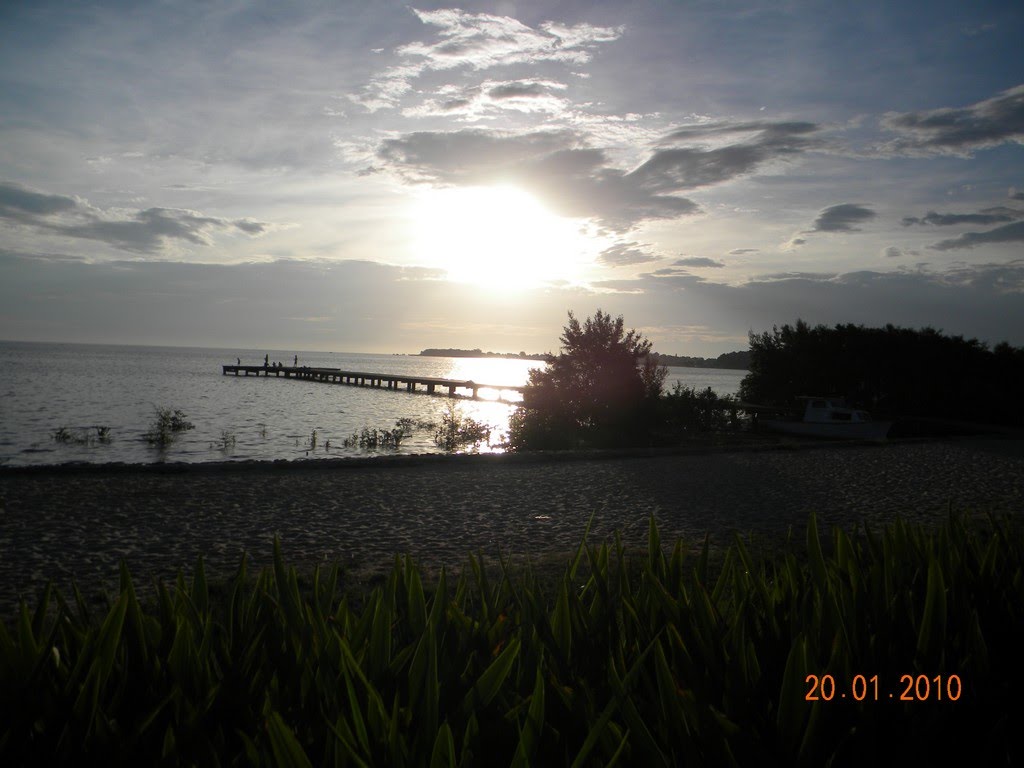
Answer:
[412,185,598,290]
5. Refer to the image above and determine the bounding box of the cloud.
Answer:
[598,242,659,266]
[1010,188,1024,201]
[728,248,758,255]
[902,209,1021,226]
[635,121,823,189]
[929,221,1024,251]
[377,128,700,230]
[351,8,622,111]
[0,180,270,254]
[0,182,77,223]
[807,203,876,232]
[884,246,904,258]
[878,84,1024,156]
[673,257,725,268]
[377,119,826,231]
[402,78,571,120]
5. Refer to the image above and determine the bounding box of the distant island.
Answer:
[419,348,551,361]
[419,348,750,370]
[650,350,750,370]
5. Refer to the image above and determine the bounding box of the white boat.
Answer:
[761,397,891,439]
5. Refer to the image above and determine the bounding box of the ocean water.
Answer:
[0,341,746,466]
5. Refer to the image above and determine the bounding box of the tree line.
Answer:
[739,320,1024,427]
[508,312,1024,451]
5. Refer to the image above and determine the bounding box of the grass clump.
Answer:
[0,512,1020,765]
[343,418,416,450]
[51,425,112,446]
[143,408,194,447]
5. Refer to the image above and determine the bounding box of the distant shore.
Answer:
[1,436,1021,615]
[416,347,751,369]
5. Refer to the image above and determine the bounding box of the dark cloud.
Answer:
[377,120,823,231]
[233,219,270,235]
[377,128,700,231]
[1011,190,1024,201]
[660,120,820,145]
[598,242,659,267]
[728,248,758,255]
[0,180,270,254]
[0,182,77,223]
[634,121,822,190]
[488,81,550,99]
[879,84,1024,156]
[376,129,580,181]
[884,246,904,258]
[59,208,227,252]
[929,221,1024,251]
[901,209,1020,226]
[673,257,725,268]
[808,203,876,232]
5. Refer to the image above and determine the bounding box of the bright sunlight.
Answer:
[412,185,600,290]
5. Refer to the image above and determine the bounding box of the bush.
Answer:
[508,310,666,450]
[143,408,194,447]
[432,402,491,452]
[659,383,740,435]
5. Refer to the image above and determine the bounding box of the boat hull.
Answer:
[761,419,892,440]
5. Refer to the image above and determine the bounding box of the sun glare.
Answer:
[412,185,598,290]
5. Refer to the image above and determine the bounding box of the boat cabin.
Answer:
[800,397,873,424]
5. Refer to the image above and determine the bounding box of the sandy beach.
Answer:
[1,437,1022,613]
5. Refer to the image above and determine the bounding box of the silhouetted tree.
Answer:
[508,310,666,449]
[740,319,1024,427]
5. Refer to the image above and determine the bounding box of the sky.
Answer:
[1,0,1022,356]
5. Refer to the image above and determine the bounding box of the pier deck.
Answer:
[221,365,526,401]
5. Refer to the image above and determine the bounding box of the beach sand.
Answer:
[1,437,1021,613]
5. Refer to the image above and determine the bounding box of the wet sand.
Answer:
[1,437,1021,613]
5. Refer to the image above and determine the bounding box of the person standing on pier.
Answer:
[237,357,241,365]
[264,354,269,367]
[294,354,298,366]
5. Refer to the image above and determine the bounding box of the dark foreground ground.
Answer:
[1,437,1021,613]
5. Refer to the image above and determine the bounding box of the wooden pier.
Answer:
[221,365,525,402]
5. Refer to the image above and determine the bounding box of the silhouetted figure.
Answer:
[264,354,269,367]
[237,357,240,365]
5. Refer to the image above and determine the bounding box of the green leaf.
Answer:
[776,635,809,755]
[462,636,521,713]
[266,711,314,768]
[552,581,572,659]
[916,555,947,663]
[511,664,546,766]
[429,722,457,768]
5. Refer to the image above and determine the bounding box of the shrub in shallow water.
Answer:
[433,401,491,452]
[143,408,194,447]
[52,425,112,446]
[343,419,415,450]
[0,512,1021,765]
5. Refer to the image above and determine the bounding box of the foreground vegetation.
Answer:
[2,511,1020,765]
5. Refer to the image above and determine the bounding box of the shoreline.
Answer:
[1,431,1000,475]
[2,436,1022,615]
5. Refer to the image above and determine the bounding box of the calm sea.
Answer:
[0,341,746,466]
